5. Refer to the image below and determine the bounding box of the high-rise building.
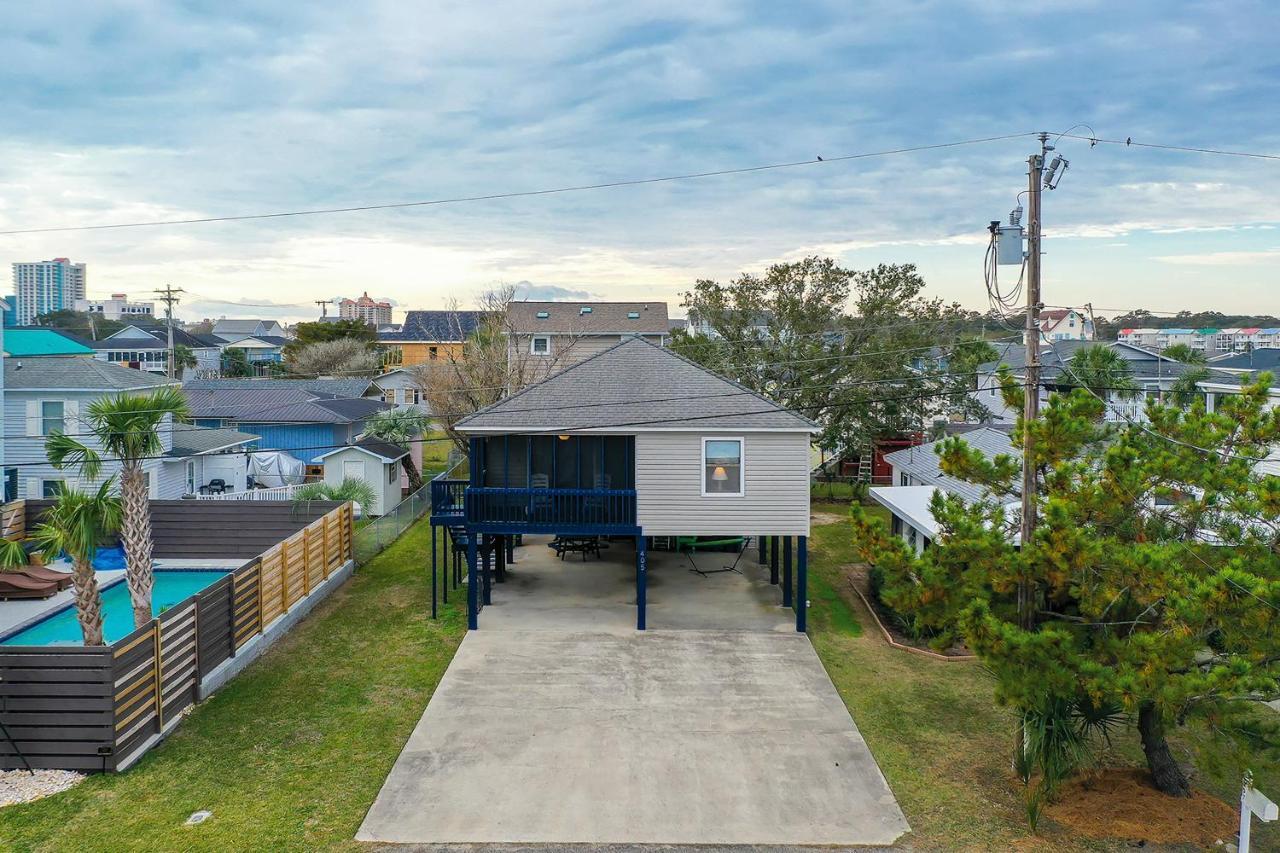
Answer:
[12,258,87,326]
[338,292,393,326]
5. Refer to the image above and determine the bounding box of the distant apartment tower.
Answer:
[12,258,87,325]
[338,292,393,326]
[74,293,155,322]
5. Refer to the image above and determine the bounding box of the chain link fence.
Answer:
[353,483,431,565]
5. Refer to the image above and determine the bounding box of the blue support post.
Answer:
[481,534,493,605]
[636,534,647,631]
[495,534,506,583]
[796,535,808,633]
[506,535,514,564]
[758,534,766,564]
[431,524,438,619]
[467,534,478,630]
[782,535,793,608]
[769,535,779,585]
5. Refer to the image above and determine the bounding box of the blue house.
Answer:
[183,378,390,467]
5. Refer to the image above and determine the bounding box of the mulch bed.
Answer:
[841,563,975,659]
[1044,768,1238,848]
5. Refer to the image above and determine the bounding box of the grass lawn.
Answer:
[0,518,466,852]
[806,507,1277,851]
[419,429,454,479]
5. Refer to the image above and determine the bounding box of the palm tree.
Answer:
[27,481,122,646]
[45,387,190,629]
[1063,345,1137,400]
[1162,343,1206,365]
[362,407,431,491]
[172,344,198,375]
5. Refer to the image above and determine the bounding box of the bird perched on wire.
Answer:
[816,155,823,161]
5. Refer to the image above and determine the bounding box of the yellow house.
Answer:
[378,310,484,367]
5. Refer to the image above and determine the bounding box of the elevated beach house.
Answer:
[436,337,818,631]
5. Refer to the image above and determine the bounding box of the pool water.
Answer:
[2,570,231,646]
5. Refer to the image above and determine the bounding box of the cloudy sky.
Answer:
[1,1,1277,322]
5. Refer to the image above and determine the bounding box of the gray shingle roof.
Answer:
[883,427,1020,502]
[166,425,259,457]
[317,437,408,462]
[508,301,669,335]
[3,356,179,391]
[458,337,817,432]
[379,310,485,343]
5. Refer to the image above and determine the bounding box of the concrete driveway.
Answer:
[357,538,908,847]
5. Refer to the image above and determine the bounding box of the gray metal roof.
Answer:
[508,301,669,335]
[883,427,1020,502]
[166,425,259,457]
[183,386,389,424]
[183,377,375,398]
[1209,347,1280,372]
[379,310,485,342]
[458,336,817,432]
[3,356,179,391]
[979,340,1237,384]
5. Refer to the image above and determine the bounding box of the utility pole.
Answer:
[1018,133,1047,632]
[154,284,184,380]
[315,299,330,319]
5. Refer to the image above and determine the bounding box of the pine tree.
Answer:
[850,376,1280,798]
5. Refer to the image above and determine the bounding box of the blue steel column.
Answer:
[758,534,766,563]
[431,524,438,619]
[636,534,647,631]
[782,535,793,608]
[769,535,779,585]
[467,534,479,630]
[481,534,493,605]
[796,536,808,632]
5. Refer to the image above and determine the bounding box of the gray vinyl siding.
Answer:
[513,334,667,378]
[3,389,182,499]
[634,431,810,536]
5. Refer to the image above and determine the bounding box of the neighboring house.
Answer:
[216,334,288,371]
[1,328,94,358]
[212,318,288,341]
[87,324,223,377]
[372,368,428,411]
[315,438,408,516]
[1116,328,1160,349]
[1038,308,1093,342]
[872,427,1021,555]
[683,308,772,339]
[506,301,669,379]
[1,356,257,499]
[973,340,1237,425]
[377,310,484,367]
[183,377,389,467]
[1207,347,1280,375]
[446,336,818,631]
[1154,328,1196,350]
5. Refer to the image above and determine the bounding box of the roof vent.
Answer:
[535,311,550,319]
[579,306,592,315]
[627,311,640,319]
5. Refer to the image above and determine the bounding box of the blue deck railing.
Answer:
[464,487,638,532]
[430,478,468,521]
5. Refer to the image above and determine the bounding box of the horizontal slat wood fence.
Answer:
[0,501,355,771]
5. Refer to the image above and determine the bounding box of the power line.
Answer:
[0,133,1039,235]
[1056,132,1280,162]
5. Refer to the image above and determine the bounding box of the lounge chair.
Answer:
[0,572,60,600]
[16,565,73,591]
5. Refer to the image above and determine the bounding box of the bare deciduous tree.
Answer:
[414,286,584,454]
[288,337,381,378]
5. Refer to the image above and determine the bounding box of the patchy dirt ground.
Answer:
[1045,769,1238,849]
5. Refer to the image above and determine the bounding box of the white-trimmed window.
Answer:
[41,479,66,498]
[702,437,744,496]
[41,401,65,435]
[530,335,551,356]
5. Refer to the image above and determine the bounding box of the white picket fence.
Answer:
[194,483,307,501]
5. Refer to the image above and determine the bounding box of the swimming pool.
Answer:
[1,570,231,646]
